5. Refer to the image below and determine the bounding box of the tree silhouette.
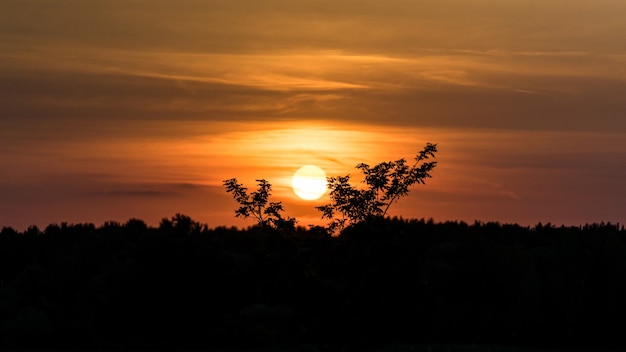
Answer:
[223,178,296,232]
[159,213,202,235]
[316,143,437,233]
[1,213,626,349]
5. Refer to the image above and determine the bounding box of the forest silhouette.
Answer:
[1,215,625,350]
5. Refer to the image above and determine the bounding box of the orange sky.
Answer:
[1,1,625,230]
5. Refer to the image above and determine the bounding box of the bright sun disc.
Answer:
[292,165,327,200]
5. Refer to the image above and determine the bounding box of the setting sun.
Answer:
[292,165,327,201]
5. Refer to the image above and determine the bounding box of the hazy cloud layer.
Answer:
[3,0,626,53]
[2,48,626,132]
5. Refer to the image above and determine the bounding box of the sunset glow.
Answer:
[1,1,625,230]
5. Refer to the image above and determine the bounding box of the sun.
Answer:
[292,165,327,200]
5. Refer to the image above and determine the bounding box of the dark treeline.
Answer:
[1,214,625,350]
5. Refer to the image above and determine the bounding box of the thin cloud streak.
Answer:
[6,45,626,88]
[4,45,626,132]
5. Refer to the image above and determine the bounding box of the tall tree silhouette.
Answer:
[316,143,437,233]
[223,178,296,232]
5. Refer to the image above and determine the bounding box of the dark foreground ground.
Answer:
[1,215,625,350]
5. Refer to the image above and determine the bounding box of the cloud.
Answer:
[4,44,626,133]
[3,0,626,57]
[92,183,205,198]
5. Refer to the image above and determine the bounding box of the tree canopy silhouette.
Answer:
[1,215,626,349]
[223,178,296,232]
[316,142,437,233]
[224,143,437,234]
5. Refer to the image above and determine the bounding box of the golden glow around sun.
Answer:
[292,165,327,200]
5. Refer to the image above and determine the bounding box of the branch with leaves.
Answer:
[223,178,296,232]
[316,143,438,233]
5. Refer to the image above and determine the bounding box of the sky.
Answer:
[1,0,625,230]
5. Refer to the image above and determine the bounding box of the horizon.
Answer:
[2,1,625,230]
[5,212,625,234]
